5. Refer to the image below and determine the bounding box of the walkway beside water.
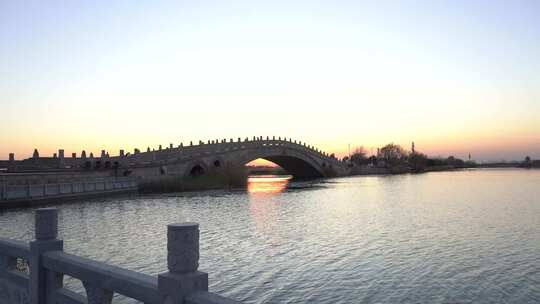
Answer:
[0,177,138,208]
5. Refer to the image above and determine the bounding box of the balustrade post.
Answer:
[158,223,208,304]
[29,208,63,304]
[83,282,113,304]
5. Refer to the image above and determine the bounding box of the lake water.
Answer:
[1,169,539,303]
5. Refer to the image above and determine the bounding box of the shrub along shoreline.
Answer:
[139,162,248,193]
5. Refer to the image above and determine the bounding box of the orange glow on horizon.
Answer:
[246,159,279,167]
[1,2,539,163]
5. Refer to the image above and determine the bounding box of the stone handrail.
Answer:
[0,238,31,303]
[0,177,138,201]
[42,251,160,303]
[0,238,30,259]
[0,208,241,304]
[164,139,336,159]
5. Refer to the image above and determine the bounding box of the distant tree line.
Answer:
[519,156,540,168]
[343,143,477,173]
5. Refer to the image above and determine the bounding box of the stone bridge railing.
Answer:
[0,208,240,304]
[0,177,138,202]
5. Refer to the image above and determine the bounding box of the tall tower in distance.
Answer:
[411,142,415,154]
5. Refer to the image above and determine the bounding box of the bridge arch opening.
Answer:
[244,155,325,179]
[246,159,289,176]
[189,164,206,177]
[181,148,330,183]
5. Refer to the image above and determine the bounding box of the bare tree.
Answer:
[379,143,407,165]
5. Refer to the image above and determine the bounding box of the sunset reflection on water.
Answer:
[247,175,292,194]
[247,175,292,242]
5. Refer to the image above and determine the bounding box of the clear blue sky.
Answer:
[1,0,539,161]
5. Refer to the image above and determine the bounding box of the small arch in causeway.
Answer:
[189,165,206,177]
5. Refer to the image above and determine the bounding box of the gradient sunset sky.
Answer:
[1,0,539,162]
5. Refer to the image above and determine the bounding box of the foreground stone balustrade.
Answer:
[0,208,240,304]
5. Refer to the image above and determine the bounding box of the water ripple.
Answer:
[0,169,539,303]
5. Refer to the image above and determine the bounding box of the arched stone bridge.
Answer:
[1,137,351,182]
[118,137,350,180]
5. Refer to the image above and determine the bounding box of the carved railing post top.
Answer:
[167,222,199,230]
[35,207,58,241]
[167,222,200,273]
